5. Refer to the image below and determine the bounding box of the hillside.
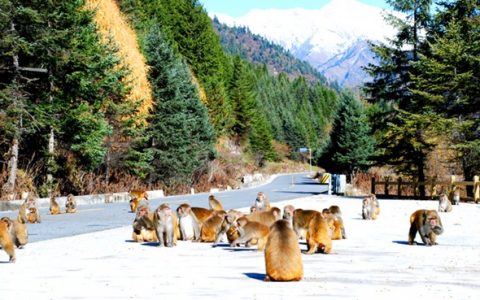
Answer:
[210,0,397,87]
[212,18,326,83]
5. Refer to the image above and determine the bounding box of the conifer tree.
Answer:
[323,92,374,181]
[143,26,215,186]
[412,1,480,181]
[364,0,433,196]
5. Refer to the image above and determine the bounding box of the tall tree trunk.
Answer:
[2,138,19,195]
[417,155,426,199]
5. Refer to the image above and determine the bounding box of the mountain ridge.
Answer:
[210,0,397,87]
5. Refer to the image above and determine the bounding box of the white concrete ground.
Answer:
[1,195,479,299]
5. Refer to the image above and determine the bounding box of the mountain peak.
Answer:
[211,1,398,86]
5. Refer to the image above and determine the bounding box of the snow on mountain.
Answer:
[211,0,398,87]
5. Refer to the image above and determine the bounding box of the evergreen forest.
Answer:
[0,0,478,198]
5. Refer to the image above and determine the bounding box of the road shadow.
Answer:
[223,247,258,253]
[394,240,435,247]
[244,272,265,281]
[211,243,230,248]
[124,239,137,243]
[141,242,161,247]
[278,191,322,195]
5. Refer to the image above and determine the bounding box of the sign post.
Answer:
[298,147,312,173]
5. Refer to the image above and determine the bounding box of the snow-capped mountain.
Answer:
[211,0,397,87]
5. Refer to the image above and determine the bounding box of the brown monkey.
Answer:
[0,218,15,262]
[254,192,271,212]
[132,205,157,242]
[282,205,295,225]
[324,206,346,239]
[0,217,28,248]
[65,194,77,213]
[27,207,40,224]
[408,209,444,246]
[306,213,332,254]
[329,205,342,216]
[176,203,213,242]
[130,189,149,201]
[292,208,322,239]
[264,220,303,282]
[438,194,452,213]
[129,190,148,213]
[208,195,224,211]
[362,194,380,220]
[50,196,61,215]
[214,209,244,245]
[451,190,460,205]
[321,208,332,218]
[201,210,227,242]
[18,197,40,224]
[153,203,176,247]
[245,207,281,227]
[230,217,269,251]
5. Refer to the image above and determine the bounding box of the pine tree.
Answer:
[412,1,480,182]
[143,26,215,186]
[324,92,374,181]
[0,0,130,194]
[364,0,433,196]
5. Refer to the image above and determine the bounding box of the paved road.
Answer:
[0,173,327,242]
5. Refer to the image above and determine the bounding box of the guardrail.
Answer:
[371,175,480,203]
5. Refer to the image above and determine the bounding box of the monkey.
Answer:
[153,203,176,247]
[306,212,332,254]
[0,217,28,249]
[130,189,149,201]
[362,194,380,220]
[132,205,158,243]
[408,209,444,246]
[245,207,281,227]
[264,219,303,282]
[50,196,61,215]
[177,209,195,241]
[451,190,460,205]
[176,203,213,242]
[0,218,15,263]
[282,205,295,225]
[324,206,346,239]
[200,210,227,242]
[230,217,269,251]
[65,194,77,213]
[208,195,224,211]
[27,207,40,224]
[214,209,245,245]
[292,208,322,239]
[253,192,271,212]
[129,189,148,213]
[321,208,332,218]
[438,194,452,213]
[328,205,342,216]
[18,197,40,224]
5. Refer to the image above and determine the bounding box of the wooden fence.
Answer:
[371,175,480,203]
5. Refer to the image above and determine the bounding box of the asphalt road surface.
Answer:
[0,173,327,242]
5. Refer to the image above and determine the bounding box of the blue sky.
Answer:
[199,0,390,17]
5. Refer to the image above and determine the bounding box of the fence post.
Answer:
[474,176,479,203]
[430,176,437,199]
[371,177,376,195]
[397,177,402,197]
[385,176,390,196]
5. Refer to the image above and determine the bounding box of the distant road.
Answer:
[0,173,327,242]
